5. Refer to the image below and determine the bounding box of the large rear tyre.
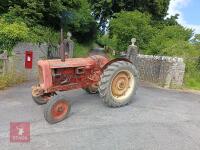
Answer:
[98,61,139,107]
[44,95,71,124]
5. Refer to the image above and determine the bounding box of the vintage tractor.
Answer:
[32,31,139,124]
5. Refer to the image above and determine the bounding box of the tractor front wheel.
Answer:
[99,61,139,107]
[32,85,56,105]
[32,93,52,105]
[44,95,71,124]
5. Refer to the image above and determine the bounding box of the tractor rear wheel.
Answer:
[98,61,139,107]
[44,95,71,124]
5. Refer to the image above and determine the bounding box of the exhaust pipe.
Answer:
[60,26,65,62]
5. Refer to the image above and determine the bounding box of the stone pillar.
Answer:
[63,32,74,58]
[126,38,139,68]
[170,58,185,88]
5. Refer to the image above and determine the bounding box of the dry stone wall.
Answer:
[137,54,185,88]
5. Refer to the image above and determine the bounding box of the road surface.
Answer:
[0,81,200,150]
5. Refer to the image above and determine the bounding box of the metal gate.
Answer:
[47,44,60,59]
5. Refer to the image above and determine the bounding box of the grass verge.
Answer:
[0,73,27,90]
[184,72,200,90]
[74,43,91,58]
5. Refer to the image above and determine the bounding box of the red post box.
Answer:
[25,51,33,69]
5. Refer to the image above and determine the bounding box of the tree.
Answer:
[0,0,97,42]
[0,0,9,14]
[164,14,180,26]
[109,11,156,51]
[192,34,200,43]
[147,25,193,55]
[0,18,29,53]
[90,0,170,29]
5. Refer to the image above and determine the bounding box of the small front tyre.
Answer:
[44,95,71,124]
[32,94,51,105]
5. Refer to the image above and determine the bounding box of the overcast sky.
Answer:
[168,0,200,34]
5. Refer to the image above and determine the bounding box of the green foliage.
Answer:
[147,26,193,55]
[1,0,81,26]
[90,0,170,29]
[194,34,200,41]
[0,0,97,42]
[68,1,97,42]
[184,58,200,90]
[0,18,29,53]
[110,11,156,51]
[0,0,9,14]
[0,16,60,54]
[74,43,91,58]
[97,35,118,50]
[163,14,180,26]
[27,25,59,44]
[191,34,200,45]
[0,72,26,90]
[109,13,193,55]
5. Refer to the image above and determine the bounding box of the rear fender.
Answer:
[101,58,132,71]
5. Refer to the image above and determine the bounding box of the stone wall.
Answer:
[9,43,48,80]
[137,54,185,88]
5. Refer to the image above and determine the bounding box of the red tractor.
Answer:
[32,32,139,124]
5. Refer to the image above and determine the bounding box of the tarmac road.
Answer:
[0,81,200,150]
